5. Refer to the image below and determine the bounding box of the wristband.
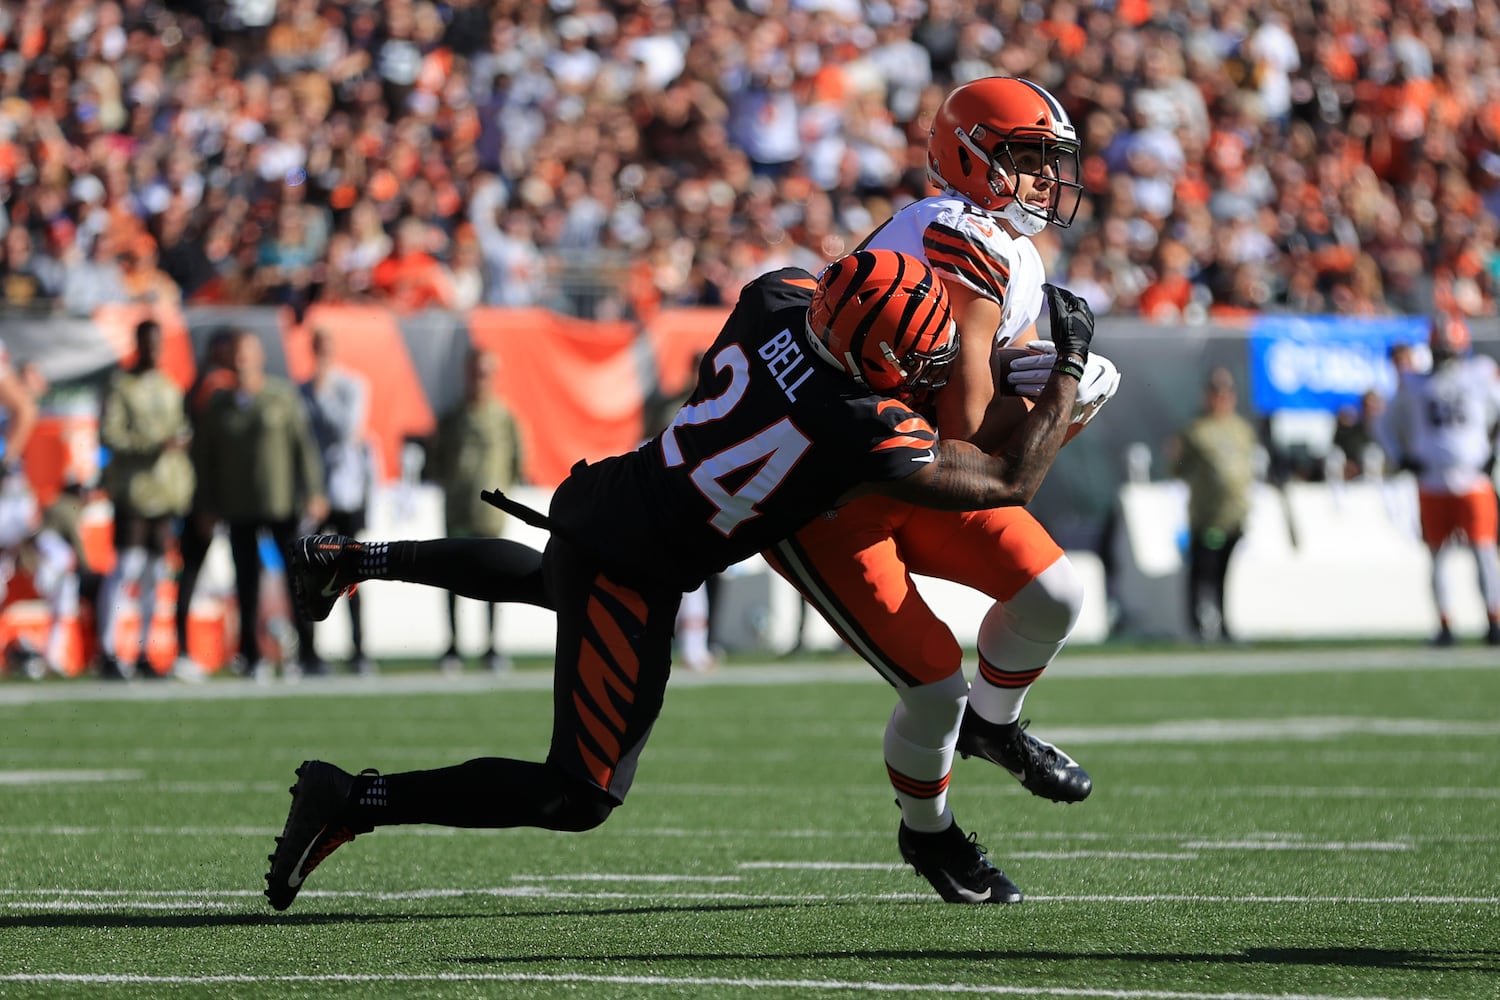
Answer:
[1051,356,1085,381]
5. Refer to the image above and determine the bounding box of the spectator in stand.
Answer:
[60,235,129,317]
[120,235,182,309]
[429,348,521,675]
[191,332,326,679]
[96,320,196,680]
[1,226,65,307]
[0,0,1495,325]
[1138,239,1198,322]
[1170,368,1259,645]
[256,202,324,314]
[299,329,376,676]
[371,217,455,313]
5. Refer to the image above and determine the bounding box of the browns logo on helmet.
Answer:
[806,249,959,403]
[927,76,1083,237]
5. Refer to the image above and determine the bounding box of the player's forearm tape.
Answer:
[1052,357,1086,381]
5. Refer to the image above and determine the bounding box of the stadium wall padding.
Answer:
[3,307,1496,551]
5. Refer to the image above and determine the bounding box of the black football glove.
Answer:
[1042,283,1096,364]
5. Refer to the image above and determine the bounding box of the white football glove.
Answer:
[1005,345,1121,426]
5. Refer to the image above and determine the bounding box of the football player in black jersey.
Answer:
[265,249,1097,911]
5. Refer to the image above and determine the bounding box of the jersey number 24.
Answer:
[659,343,812,537]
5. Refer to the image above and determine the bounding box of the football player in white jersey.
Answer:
[1382,315,1500,646]
[764,77,1121,904]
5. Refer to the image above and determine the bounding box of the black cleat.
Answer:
[898,821,1022,904]
[957,708,1092,803]
[1488,623,1500,647]
[264,760,372,911]
[288,535,364,623]
[1432,625,1457,648]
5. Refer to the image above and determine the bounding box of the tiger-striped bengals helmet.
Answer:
[806,250,958,402]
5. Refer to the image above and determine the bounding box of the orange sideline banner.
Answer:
[468,308,647,487]
[644,306,732,401]
[69,304,729,498]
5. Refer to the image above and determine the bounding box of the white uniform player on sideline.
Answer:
[1381,314,1500,646]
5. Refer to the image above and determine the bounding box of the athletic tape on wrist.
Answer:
[1052,357,1086,381]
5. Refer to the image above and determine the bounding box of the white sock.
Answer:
[884,671,967,833]
[967,558,1083,726]
[1473,543,1500,614]
[1430,546,1452,624]
[100,547,149,659]
[135,556,165,661]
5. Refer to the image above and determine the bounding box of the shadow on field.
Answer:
[0,912,474,929]
[448,946,1500,974]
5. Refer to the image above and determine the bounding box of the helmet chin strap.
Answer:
[999,199,1049,236]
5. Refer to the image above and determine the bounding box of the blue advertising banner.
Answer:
[1247,314,1429,414]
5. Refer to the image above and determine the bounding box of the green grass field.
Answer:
[1,644,1497,999]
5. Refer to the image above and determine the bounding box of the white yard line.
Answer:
[738,851,1203,868]
[1118,785,1500,800]
[2,646,1497,706]
[0,971,1455,999]
[1,886,1496,906]
[0,769,143,784]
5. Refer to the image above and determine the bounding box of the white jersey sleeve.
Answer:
[859,196,1045,348]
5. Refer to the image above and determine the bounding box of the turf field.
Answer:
[1,644,1497,999]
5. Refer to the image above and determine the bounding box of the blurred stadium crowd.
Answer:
[0,0,1497,326]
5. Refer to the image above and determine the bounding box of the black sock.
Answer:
[357,539,548,607]
[351,758,595,830]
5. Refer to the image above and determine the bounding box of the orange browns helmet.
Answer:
[806,249,959,403]
[927,76,1083,236]
[1430,312,1472,360]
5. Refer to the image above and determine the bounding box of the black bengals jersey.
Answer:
[549,267,940,591]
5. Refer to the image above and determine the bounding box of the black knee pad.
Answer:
[546,772,617,832]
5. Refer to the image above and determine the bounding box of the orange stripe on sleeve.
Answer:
[872,434,936,453]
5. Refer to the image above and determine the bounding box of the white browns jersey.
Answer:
[857,194,1045,349]
[1386,355,1500,494]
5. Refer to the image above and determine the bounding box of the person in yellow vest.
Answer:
[97,319,196,679]
[1170,367,1260,644]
